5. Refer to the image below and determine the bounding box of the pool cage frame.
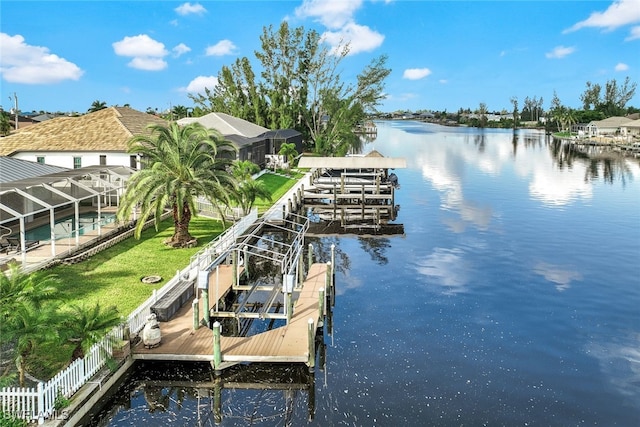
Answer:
[0,165,134,265]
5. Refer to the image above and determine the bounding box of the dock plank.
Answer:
[133,263,328,366]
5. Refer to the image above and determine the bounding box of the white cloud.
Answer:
[0,33,83,84]
[175,2,207,16]
[545,45,576,59]
[182,75,218,93]
[205,40,237,56]
[321,22,384,55]
[113,34,168,71]
[113,34,167,57]
[403,68,432,80]
[295,0,363,29]
[564,0,640,33]
[173,43,191,57]
[439,79,448,84]
[615,62,629,71]
[626,25,640,40]
[128,57,167,71]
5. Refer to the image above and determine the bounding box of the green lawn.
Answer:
[253,172,301,212]
[49,217,224,315]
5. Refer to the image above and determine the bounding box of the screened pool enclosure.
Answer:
[0,166,134,266]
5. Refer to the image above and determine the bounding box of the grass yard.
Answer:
[253,171,301,212]
[48,216,224,315]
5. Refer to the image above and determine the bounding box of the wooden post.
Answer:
[243,245,249,279]
[330,244,335,282]
[298,252,304,288]
[192,299,199,331]
[232,250,238,287]
[307,318,315,372]
[318,288,325,327]
[286,291,292,324]
[333,184,337,220]
[214,378,223,423]
[202,289,210,326]
[308,243,313,272]
[213,321,222,375]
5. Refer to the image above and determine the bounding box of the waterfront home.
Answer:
[0,107,167,169]
[177,112,303,168]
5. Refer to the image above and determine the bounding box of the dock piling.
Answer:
[213,321,222,375]
[307,318,315,372]
[192,299,199,331]
[318,288,325,327]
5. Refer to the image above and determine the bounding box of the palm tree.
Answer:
[88,100,107,113]
[60,303,121,362]
[117,122,238,247]
[235,179,272,215]
[278,142,298,170]
[231,160,260,181]
[0,264,59,324]
[7,304,60,387]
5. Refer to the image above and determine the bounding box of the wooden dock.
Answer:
[133,263,329,369]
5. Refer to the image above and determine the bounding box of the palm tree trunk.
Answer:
[171,202,194,245]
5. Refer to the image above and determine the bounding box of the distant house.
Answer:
[586,116,633,137]
[621,119,640,138]
[178,113,302,168]
[0,107,167,169]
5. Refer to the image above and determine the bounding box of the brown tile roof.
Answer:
[0,107,168,156]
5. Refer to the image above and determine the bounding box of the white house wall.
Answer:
[11,152,134,169]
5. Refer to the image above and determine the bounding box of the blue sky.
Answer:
[1,0,639,115]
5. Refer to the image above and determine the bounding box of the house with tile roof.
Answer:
[0,107,167,169]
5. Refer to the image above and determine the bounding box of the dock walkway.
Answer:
[133,263,328,368]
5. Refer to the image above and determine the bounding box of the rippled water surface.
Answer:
[89,122,640,426]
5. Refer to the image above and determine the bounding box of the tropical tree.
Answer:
[190,22,391,156]
[234,179,272,215]
[88,100,107,113]
[171,105,189,120]
[0,112,11,136]
[117,122,238,247]
[0,265,61,386]
[231,160,260,181]
[278,142,298,169]
[477,102,488,128]
[510,97,519,130]
[61,303,121,362]
[0,264,58,324]
[7,304,60,387]
[230,160,270,215]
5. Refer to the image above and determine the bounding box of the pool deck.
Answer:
[0,207,122,272]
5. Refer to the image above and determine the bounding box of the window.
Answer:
[73,157,82,169]
[36,156,45,164]
[99,155,107,166]
[130,155,137,169]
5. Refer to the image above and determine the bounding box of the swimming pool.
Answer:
[17,212,117,242]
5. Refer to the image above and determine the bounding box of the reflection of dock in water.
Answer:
[133,362,322,424]
[298,152,406,235]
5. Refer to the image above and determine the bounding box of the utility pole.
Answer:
[9,92,18,130]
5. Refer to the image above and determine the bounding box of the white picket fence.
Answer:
[0,209,257,423]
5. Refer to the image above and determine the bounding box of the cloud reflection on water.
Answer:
[532,261,583,291]
[415,247,470,294]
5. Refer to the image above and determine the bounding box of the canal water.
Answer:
[88,121,640,426]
